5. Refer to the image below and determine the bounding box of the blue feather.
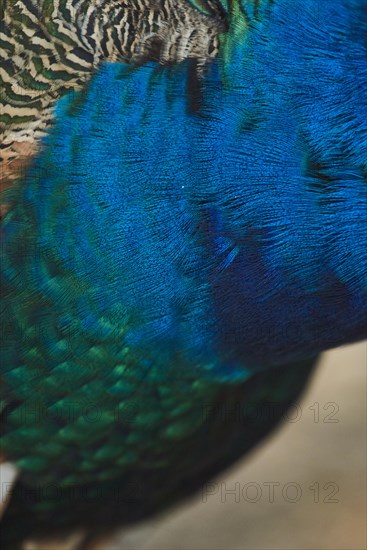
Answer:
[1,1,366,541]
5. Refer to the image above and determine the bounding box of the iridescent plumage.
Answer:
[1,0,366,547]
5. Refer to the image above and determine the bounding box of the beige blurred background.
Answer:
[101,341,366,550]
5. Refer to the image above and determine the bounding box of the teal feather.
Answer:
[1,0,366,546]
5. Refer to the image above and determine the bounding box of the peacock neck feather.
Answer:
[1,0,366,382]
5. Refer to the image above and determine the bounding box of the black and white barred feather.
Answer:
[1,0,224,172]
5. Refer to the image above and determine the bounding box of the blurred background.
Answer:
[100,341,366,550]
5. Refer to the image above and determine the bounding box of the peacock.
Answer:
[0,0,366,547]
